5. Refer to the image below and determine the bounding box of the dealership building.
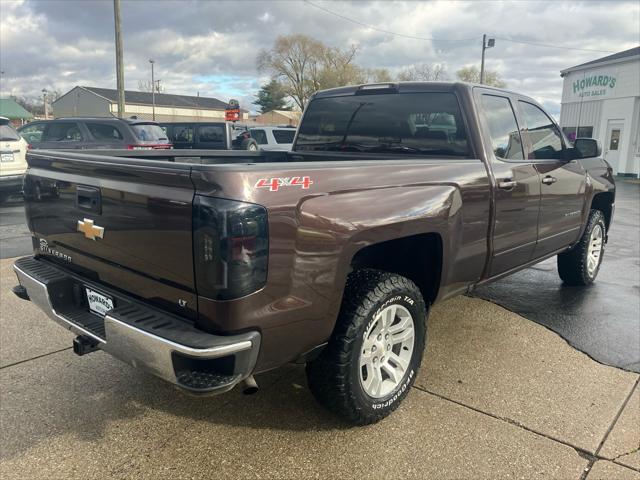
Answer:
[559,46,640,177]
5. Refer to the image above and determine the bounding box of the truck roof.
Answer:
[312,81,535,104]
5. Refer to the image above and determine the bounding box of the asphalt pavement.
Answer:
[473,180,640,373]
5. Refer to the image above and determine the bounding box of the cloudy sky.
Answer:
[1,0,638,115]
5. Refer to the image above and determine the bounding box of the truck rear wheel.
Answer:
[557,209,606,285]
[306,269,427,425]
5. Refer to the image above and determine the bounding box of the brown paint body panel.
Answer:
[21,82,615,372]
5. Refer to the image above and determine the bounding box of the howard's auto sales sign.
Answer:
[572,72,617,98]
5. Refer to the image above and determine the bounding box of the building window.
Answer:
[562,126,594,142]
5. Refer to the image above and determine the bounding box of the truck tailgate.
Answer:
[24,151,198,320]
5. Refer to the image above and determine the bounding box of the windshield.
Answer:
[295,92,469,157]
[0,124,20,142]
[131,124,168,142]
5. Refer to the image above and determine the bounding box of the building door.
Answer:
[604,121,624,174]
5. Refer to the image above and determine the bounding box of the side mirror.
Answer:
[573,138,601,159]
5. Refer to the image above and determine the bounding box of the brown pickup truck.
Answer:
[12,82,615,424]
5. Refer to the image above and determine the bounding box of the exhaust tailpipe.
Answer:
[241,375,259,395]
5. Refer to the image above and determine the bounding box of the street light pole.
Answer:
[149,59,155,121]
[42,89,48,119]
[480,34,495,85]
[113,0,125,117]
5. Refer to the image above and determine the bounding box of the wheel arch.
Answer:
[349,232,443,305]
[591,190,615,231]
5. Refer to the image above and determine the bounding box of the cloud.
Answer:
[0,0,638,115]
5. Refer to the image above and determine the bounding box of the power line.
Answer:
[303,0,478,43]
[493,36,616,54]
[304,0,618,54]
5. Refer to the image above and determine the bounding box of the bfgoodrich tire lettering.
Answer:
[306,269,427,425]
[557,209,606,286]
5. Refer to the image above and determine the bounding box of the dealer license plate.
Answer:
[0,152,14,163]
[86,288,114,316]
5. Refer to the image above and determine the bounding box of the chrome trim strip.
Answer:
[13,261,260,390]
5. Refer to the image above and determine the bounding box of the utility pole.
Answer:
[113,0,125,117]
[149,59,155,120]
[42,89,48,119]
[480,34,495,85]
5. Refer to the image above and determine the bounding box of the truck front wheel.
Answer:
[306,269,427,425]
[557,209,606,285]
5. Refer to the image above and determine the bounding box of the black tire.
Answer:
[558,209,606,286]
[242,138,259,151]
[306,269,427,425]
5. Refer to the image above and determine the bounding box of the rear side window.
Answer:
[43,123,83,142]
[19,123,45,143]
[198,125,224,142]
[273,129,295,144]
[481,95,524,160]
[131,124,168,142]
[86,123,124,141]
[251,129,268,145]
[518,101,564,160]
[170,125,194,143]
[0,124,20,141]
[295,92,470,157]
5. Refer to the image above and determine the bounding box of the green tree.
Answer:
[456,65,506,88]
[253,79,291,113]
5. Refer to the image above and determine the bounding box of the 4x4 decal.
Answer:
[255,176,314,192]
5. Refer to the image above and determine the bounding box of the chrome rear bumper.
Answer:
[13,256,260,394]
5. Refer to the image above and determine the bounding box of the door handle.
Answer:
[498,179,517,190]
[542,176,557,185]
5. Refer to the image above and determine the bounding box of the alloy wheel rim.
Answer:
[359,304,415,399]
[587,224,603,276]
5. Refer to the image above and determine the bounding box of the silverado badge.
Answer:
[77,218,105,240]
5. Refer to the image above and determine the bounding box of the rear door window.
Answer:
[518,101,564,160]
[198,125,224,143]
[86,123,124,141]
[250,129,268,145]
[480,95,524,160]
[273,129,295,144]
[19,123,46,143]
[42,123,84,142]
[295,92,470,157]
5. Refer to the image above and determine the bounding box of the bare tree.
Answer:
[456,65,506,87]
[258,35,366,109]
[366,68,394,83]
[398,63,448,81]
[138,79,164,93]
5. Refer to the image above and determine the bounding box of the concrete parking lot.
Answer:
[1,255,639,479]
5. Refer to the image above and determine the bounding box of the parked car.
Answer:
[249,126,296,151]
[13,82,614,425]
[161,122,258,150]
[0,117,28,203]
[18,117,171,150]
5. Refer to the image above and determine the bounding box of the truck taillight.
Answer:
[193,196,268,300]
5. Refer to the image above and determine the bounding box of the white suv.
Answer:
[249,126,296,151]
[0,117,28,203]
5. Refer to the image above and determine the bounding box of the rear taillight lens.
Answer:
[193,196,268,300]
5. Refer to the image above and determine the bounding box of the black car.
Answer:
[18,117,172,150]
[161,122,258,150]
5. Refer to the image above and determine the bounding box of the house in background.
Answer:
[559,46,640,177]
[251,109,301,126]
[0,98,34,126]
[52,86,249,122]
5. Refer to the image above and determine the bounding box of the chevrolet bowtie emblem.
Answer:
[77,218,105,240]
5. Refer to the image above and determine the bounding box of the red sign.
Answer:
[225,108,240,122]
